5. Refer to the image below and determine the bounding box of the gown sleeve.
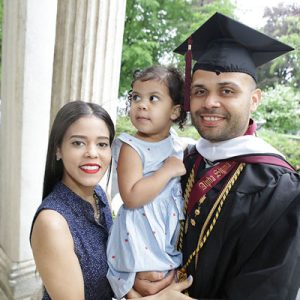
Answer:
[193,170,300,300]
[224,172,300,300]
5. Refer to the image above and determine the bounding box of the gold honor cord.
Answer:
[177,162,246,283]
[177,166,195,251]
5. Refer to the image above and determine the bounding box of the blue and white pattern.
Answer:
[30,182,113,300]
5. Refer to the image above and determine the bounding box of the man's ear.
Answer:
[250,88,261,113]
[171,105,181,121]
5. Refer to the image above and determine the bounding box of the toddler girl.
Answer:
[107,65,187,299]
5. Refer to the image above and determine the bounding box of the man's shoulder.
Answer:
[236,162,300,193]
[243,161,298,177]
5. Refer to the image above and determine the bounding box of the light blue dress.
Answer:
[107,132,184,299]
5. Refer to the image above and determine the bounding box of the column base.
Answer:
[0,247,42,299]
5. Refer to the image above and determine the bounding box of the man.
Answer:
[132,12,300,300]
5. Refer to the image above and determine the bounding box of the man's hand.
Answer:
[133,270,175,296]
[127,288,142,299]
[128,273,195,300]
[154,275,195,300]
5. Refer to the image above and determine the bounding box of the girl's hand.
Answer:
[162,156,186,178]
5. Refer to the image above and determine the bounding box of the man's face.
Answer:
[190,70,261,142]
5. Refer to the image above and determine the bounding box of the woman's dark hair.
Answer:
[128,65,187,129]
[43,100,115,199]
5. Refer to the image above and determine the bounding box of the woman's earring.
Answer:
[56,153,61,161]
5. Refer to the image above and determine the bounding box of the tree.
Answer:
[120,0,235,96]
[120,0,191,95]
[252,84,300,134]
[257,3,300,89]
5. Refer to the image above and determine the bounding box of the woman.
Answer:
[30,101,115,300]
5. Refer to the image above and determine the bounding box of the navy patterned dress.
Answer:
[30,182,113,300]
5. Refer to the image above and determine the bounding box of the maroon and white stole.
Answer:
[187,121,295,214]
[186,122,256,215]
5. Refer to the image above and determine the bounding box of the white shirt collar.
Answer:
[196,135,284,162]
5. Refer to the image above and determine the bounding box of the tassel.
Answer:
[184,36,193,112]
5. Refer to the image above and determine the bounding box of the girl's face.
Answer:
[129,79,180,142]
[57,115,112,197]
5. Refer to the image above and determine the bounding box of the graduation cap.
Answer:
[174,12,294,111]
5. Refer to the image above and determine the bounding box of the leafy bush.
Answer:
[115,116,135,137]
[253,85,300,134]
[257,129,300,169]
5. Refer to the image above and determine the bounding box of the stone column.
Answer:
[51,0,126,124]
[51,0,126,198]
[0,0,58,299]
[0,0,126,298]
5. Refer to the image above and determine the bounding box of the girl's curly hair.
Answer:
[127,65,187,129]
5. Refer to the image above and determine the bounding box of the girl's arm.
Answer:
[31,210,85,300]
[117,143,186,209]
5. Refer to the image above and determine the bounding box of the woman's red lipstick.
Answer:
[79,163,100,174]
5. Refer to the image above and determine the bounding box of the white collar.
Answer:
[196,135,284,162]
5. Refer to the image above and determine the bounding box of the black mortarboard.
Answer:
[174,12,294,111]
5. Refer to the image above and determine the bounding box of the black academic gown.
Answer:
[181,150,300,300]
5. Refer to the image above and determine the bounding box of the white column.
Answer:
[51,0,127,124]
[51,0,126,199]
[0,0,57,299]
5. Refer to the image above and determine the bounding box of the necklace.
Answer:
[93,193,101,222]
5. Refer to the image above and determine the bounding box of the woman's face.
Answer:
[57,115,112,196]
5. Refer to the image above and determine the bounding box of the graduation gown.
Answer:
[181,148,300,300]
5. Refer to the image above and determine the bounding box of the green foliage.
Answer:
[120,0,236,95]
[115,116,135,136]
[173,122,200,140]
[252,84,300,134]
[257,129,300,168]
[257,3,300,89]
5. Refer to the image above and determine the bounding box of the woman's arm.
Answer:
[118,143,186,208]
[31,210,85,300]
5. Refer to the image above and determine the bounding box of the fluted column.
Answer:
[0,0,58,299]
[51,0,126,124]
